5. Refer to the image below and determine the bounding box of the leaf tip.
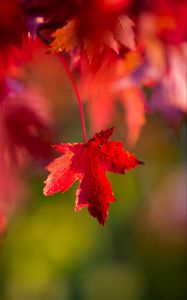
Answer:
[138,160,145,165]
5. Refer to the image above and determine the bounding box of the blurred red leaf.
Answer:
[50,14,135,65]
[115,15,136,50]
[120,87,146,146]
[44,128,142,224]
[0,0,26,49]
[80,52,146,147]
[3,85,53,161]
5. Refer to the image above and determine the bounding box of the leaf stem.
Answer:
[58,55,88,142]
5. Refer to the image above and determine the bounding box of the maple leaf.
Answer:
[1,82,53,162]
[115,15,136,50]
[50,19,78,53]
[50,18,119,61]
[44,128,142,225]
[0,0,26,49]
[79,52,146,146]
[49,14,135,65]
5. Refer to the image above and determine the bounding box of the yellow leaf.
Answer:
[50,19,78,53]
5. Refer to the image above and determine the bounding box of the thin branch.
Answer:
[58,55,88,142]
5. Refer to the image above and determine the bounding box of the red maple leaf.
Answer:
[44,128,142,225]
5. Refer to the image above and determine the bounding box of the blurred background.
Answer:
[0,52,186,300]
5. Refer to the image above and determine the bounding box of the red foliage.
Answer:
[0,0,186,229]
[44,128,142,224]
[0,0,26,49]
